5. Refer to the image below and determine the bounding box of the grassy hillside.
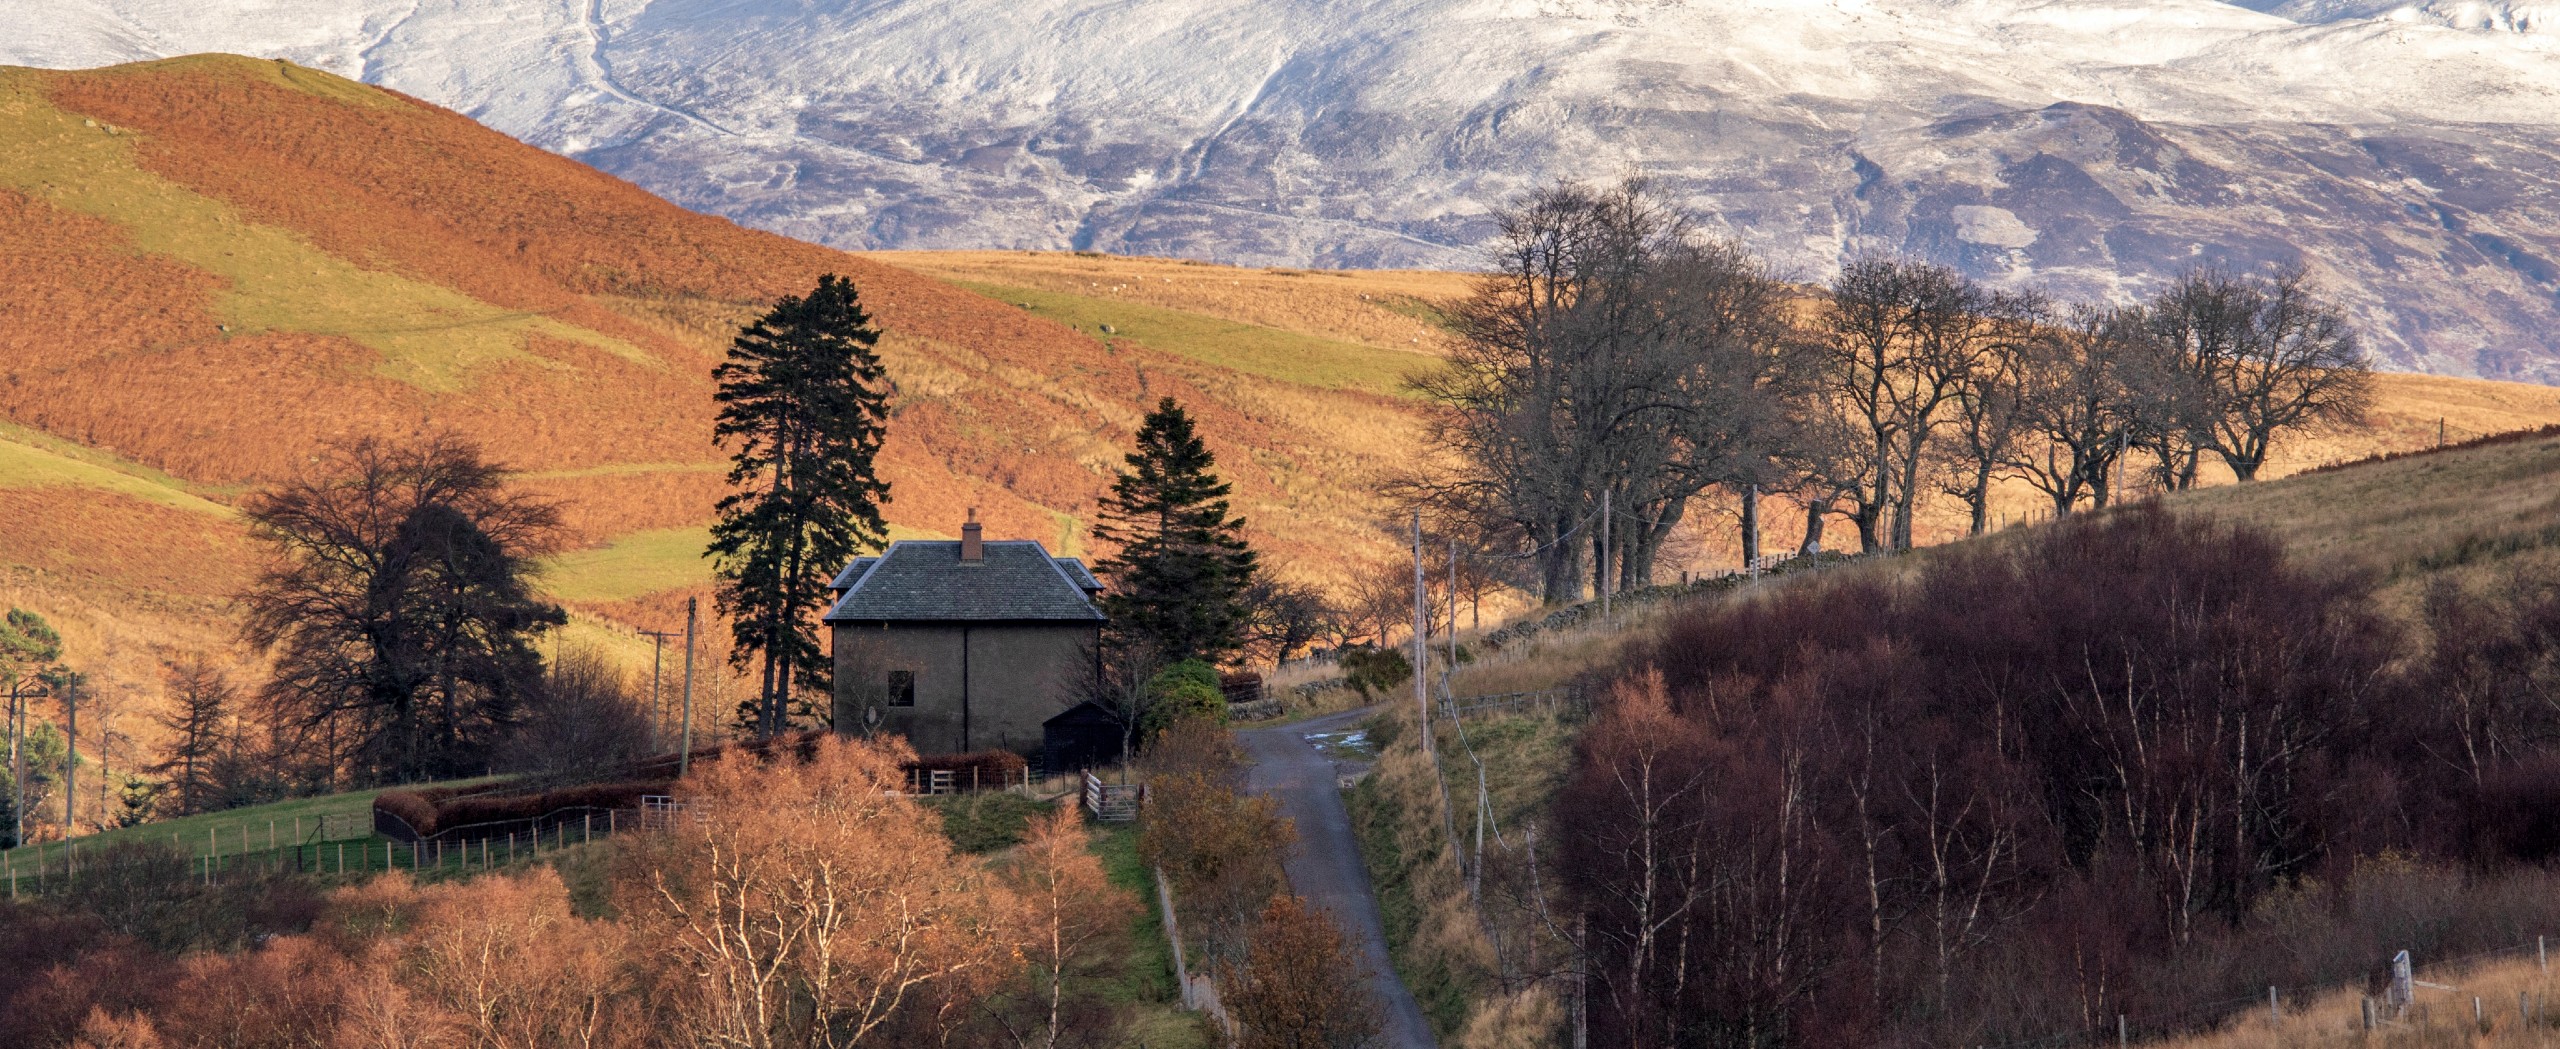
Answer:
[5,53,2559,829]
[2167,428,2560,613]
[0,55,1428,774]
[1346,427,2560,1046]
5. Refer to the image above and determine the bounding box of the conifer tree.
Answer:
[152,654,235,816]
[1094,398,1258,664]
[709,274,892,737]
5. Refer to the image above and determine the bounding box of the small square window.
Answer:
[887,670,916,707]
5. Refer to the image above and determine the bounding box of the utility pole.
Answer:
[7,675,34,848]
[1411,513,1433,760]
[638,628,677,751]
[678,598,698,778]
[60,675,75,836]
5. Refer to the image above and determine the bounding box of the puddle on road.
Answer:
[1303,729,1379,761]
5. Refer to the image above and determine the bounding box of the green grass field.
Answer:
[0,426,234,514]
[953,279,1431,398]
[1,774,508,872]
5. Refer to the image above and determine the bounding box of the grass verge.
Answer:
[1346,759,1477,1038]
[1091,819,1216,1049]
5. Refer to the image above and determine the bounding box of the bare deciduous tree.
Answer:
[2004,306,2142,517]
[629,735,1019,1047]
[1410,181,1798,602]
[991,806,1138,1049]
[2142,267,2374,482]
[1815,258,2034,552]
[242,436,564,785]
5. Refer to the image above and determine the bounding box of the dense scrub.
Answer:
[1562,505,2560,1047]
[0,735,1158,1049]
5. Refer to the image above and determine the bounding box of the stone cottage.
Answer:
[825,515,1106,757]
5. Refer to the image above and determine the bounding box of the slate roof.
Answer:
[1054,558,1101,593]
[825,540,1105,623]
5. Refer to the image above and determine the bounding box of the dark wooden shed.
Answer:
[1041,701,1123,773]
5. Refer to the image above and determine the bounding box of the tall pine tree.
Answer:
[710,274,892,737]
[1094,398,1258,664]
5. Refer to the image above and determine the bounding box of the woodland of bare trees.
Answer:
[1558,507,2560,1048]
[1409,181,2374,605]
[4,717,1386,1049]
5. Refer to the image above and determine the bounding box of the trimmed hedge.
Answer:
[623,728,829,781]
[372,789,440,838]
[375,780,672,842]
[432,780,670,836]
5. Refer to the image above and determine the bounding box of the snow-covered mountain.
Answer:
[10,0,2560,379]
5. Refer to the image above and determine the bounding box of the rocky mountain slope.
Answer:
[9,1,2560,380]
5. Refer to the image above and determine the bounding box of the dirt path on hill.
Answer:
[1238,707,1437,1048]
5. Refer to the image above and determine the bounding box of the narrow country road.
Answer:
[1239,707,1437,1049]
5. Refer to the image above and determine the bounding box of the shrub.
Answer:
[1565,505,2412,1047]
[1140,771,1292,967]
[377,780,671,842]
[1336,646,1410,697]
[1142,678,1228,738]
[1221,894,1383,1049]
[1155,658,1220,694]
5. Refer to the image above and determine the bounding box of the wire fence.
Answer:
[3,805,668,899]
[1445,686,1588,720]
[1977,937,2560,1048]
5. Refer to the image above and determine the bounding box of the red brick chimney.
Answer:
[961,509,983,562]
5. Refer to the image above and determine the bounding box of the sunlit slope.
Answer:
[0,55,1419,615]
[2169,427,2560,606]
[4,53,2559,673]
[881,250,1471,357]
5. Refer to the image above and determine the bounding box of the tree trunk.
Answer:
[1967,459,1993,537]
[2227,452,2263,482]
[1539,512,1586,606]
[1801,498,1830,557]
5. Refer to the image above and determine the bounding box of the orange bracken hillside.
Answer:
[7,54,2560,769]
[0,55,1420,593]
[0,55,1435,763]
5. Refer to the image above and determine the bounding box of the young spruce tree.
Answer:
[1095,398,1258,664]
[710,274,892,737]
